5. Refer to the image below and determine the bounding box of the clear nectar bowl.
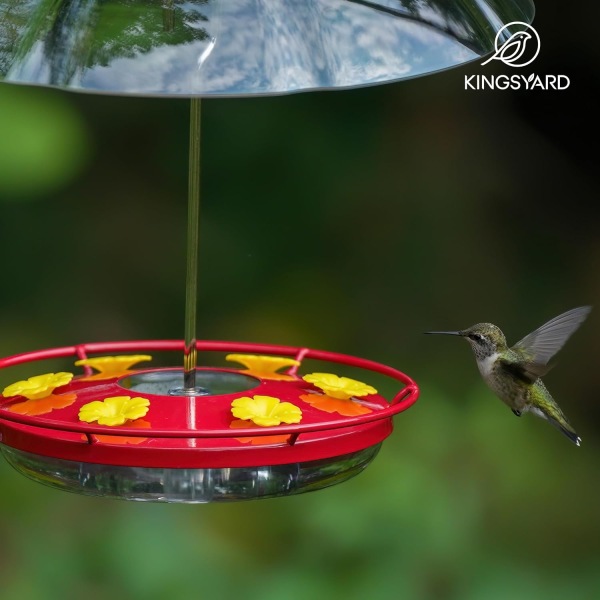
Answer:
[0,340,419,502]
[1,445,382,503]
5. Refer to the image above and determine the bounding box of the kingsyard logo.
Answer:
[482,22,540,68]
[465,21,570,91]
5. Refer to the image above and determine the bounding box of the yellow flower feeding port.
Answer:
[79,396,151,427]
[3,373,74,401]
[231,396,303,427]
[302,373,378,400]
[75,356,152,381]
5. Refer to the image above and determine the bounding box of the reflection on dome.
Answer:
[0,0,534,96]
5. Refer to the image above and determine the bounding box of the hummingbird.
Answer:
[425,307,591,446]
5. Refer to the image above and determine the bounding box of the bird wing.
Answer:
[482,35,517,65]
[510,306,591,379]
[498,39,523,63]
[498,352,545,385]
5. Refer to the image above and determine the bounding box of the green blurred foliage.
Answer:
[0,85,89,198]
[1,4,600,599]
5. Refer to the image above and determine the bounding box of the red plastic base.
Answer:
[0,340,419,468]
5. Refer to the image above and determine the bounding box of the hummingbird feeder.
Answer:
[0,0,534,502]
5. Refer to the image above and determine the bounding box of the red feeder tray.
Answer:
[0,340,419,503]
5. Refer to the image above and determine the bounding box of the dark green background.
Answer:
[0,5,599,599]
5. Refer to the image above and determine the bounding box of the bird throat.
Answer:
[477,352,500,377]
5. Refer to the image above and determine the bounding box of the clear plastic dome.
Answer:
[0,0,534,97]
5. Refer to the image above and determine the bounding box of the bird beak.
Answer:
[424,331,463,336]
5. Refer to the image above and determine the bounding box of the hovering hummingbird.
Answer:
[426,307,591,446]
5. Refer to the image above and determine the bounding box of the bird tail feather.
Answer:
[546,416,581,447]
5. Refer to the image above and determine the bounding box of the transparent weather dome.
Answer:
[0,0,535,97]
[0,0,534,502]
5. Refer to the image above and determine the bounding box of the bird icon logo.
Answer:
[482,22,540,68]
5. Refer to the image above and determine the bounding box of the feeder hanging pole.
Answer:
[183,97,201,391]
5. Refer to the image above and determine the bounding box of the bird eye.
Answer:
[469,333,483,342]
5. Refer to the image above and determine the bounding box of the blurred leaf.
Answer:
[0,85,89,198]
